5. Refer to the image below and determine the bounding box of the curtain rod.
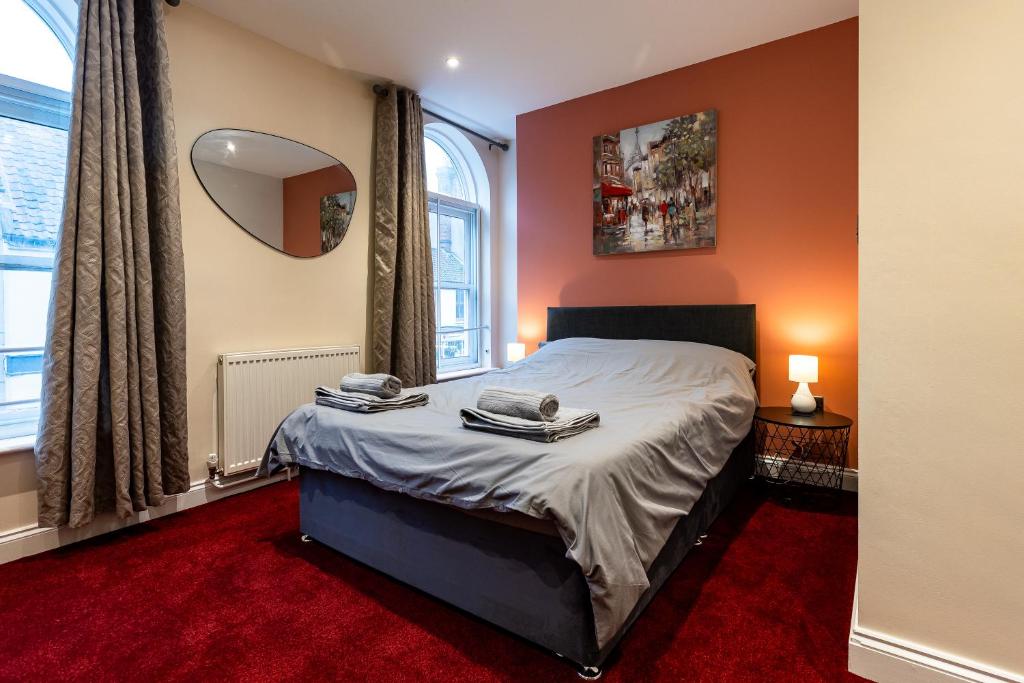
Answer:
[372,84,509,152]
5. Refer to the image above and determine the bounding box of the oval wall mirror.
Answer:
[191,129,356,257]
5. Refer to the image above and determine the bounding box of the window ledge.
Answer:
[437,367,491,383]
[0,435,36,456]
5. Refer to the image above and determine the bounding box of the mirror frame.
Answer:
[190,128,356,259]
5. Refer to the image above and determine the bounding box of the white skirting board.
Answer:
[848,578,1024,683]
[755,454,859,492]
[0,472,291,565]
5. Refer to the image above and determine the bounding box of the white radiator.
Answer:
[217,345,361,476]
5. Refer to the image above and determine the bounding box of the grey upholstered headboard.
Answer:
[546,305,756,362]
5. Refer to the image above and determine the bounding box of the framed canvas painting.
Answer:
[320,190,356,253]
[593,109,717,255]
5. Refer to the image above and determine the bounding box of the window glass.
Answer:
[427,194,479,373]
[425,131,484,374]
[424,136,468,201]
[0,1,72,91]
[0,0,73,441]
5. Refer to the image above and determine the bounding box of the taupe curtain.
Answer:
[371,86,437,386]
[35,0,189,528]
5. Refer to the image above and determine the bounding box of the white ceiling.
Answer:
[192,129,339,178]
[187,0,858,140]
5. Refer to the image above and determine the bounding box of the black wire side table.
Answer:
[753,407,853,493]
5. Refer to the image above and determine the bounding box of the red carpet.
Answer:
[0,480,861,682]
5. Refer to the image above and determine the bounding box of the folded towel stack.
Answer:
[476,386,560,422]
[340,372,403,398]
[315,386,428,413]
[459,406,600,442]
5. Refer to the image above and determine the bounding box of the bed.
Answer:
[263,304,757,677]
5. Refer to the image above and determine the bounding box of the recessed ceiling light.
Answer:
[445,56,460,69]
[226,141,236,153]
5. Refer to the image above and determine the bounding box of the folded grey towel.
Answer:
[477,386,560,422]
[459,406,599,442]
[315,386,427,413]
[340,372,402,398]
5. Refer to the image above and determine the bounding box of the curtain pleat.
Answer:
[371,87,437,386]
[35,0,189,528]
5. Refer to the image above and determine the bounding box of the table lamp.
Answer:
[789,354,818,414]
[506,342,526,364]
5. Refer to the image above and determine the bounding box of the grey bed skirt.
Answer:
[299,431,754,669]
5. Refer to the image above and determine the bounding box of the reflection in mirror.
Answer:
[191,129,356,257]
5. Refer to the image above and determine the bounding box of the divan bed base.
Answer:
[298,431,753,672]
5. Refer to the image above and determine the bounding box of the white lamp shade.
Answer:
[506,342,526,364]
[788,354,819,383]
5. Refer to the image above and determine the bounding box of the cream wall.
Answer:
[0,2,375,534]
[170,3,373,485]
[858,0,1024,677]
[497,141,517,365]
[0,450,35,534]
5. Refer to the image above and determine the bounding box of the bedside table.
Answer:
[752,407,852,493]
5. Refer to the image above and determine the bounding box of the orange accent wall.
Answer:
[282,165,356,257]
[516,19,859,463]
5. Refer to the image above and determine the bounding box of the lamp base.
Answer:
[791,382,817,414]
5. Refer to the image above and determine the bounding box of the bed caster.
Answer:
[300,534,313,543]
[575,665,603,680]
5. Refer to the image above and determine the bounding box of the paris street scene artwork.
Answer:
[593,109,717,255]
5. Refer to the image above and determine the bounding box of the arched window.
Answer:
[424,137,470,201]
[424,126,488,374]
[0,0,76,444]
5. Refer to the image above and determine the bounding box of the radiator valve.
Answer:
[207,453,219,480]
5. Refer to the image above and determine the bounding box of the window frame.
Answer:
[21,0,77,61]
[428,192,484,375]
[0,0,74,448]
[423,128,487,376]
[423,135,471,202]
